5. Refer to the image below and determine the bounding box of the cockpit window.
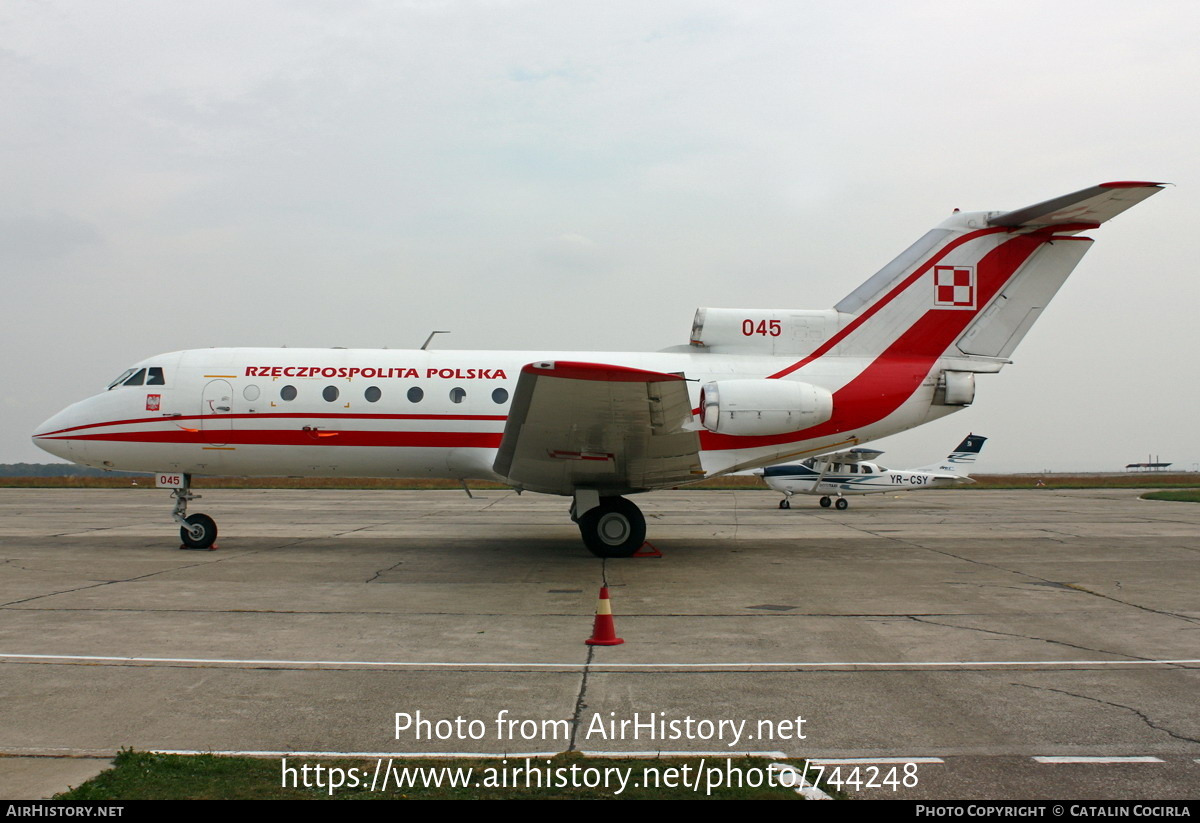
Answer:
[107,366,168,390]
[107,369,136,390]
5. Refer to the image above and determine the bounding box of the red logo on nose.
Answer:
[934,265,975,309]
[146,394,161,411]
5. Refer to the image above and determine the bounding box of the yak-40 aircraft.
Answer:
[33,182,1163,557]
[760,433,986,510]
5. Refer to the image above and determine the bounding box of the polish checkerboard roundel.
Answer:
[934,265,975,309]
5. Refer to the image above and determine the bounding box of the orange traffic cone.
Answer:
[585,587,624,646]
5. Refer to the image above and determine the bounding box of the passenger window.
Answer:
[280,385,297,401]
[365,386,381,403]
[491,387,509,404]
[243,385,260,402]
[323,386,340,402]
[124,369,146,386]
[407,387,424,403]
[450,387,466,404]
[146,367,165,386]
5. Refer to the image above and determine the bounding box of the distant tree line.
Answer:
[0,463,146,478]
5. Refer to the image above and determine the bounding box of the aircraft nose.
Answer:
[32,405,81,461]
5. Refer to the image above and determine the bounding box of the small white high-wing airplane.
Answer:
[33,182,1163,556]
[760,433,986,510]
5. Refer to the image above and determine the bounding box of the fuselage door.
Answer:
[201,380,234,446]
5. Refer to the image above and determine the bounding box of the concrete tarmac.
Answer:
[0,486,1197,799]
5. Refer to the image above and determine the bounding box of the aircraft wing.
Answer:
[493,360,703,495]
[818,446,885,464]
[988,181,1165,230]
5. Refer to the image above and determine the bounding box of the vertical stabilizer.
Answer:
[917,434,987,475]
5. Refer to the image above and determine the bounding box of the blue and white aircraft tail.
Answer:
[759,434,987,510]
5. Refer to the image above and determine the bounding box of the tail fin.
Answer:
[916,434,987,475]
[826,182,1164,363]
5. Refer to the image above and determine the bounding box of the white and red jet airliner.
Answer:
[33,182,1163,556]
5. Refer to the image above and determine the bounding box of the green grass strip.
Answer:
[1141,489,1200,503]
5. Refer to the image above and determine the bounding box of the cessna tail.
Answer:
[761,433,988,510]
[33,182,1163,556]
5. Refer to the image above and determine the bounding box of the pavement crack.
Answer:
[480,492,520,511]
[1015,683,1200,747]
[366,559,404,583]
[831,526,1200,626]
[567,645,595,752]
[0,558,227,608]
[1062,584,1200,626]
[331,525,377,538]
[908,616,1151,660]
[0,541,304,608]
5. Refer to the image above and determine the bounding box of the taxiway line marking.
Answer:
[810,757,945,765]
[1036,763,1166,767]
[2,653,1198,669]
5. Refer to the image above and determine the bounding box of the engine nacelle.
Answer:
[699,379,834,436]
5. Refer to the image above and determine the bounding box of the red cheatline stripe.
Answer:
[701,233,1045,450]
[44,430,505,449]
[35,411,508,438]
[768,226,1008,379]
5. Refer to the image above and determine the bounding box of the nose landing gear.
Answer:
[171,475,218,550]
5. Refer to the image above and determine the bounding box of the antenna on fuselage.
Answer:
[421,330,451,350]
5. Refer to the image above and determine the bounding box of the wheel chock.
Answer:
[585,587,624,646]
[631,541,662,558]
[178,544,219,551]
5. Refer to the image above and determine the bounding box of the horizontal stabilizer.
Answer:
[988,182,1164,230]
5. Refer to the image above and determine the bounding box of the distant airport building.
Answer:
[1124,461,1172,472]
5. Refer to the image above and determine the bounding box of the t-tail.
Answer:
[690,183,1164,442]
[824,182,1165,368]
[917,434,988,476]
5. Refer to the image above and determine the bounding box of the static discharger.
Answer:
[585,587,624,646]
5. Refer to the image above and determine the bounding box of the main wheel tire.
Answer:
[778,499,791,509]
[835,498,849,510]
[578,497,646,558]
[819,496,832,508]
[180,513,218,549]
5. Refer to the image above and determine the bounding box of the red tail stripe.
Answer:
[768,226,1008,379]
[702,234,1045,449]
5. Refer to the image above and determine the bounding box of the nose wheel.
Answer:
[171,476,219,550]
[180,513,218,549]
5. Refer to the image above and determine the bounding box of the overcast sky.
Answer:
[4,1,1197,472]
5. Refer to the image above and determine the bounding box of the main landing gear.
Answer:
[818,496,849,510]
[171,474,218,550]
[572,495,646,558]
